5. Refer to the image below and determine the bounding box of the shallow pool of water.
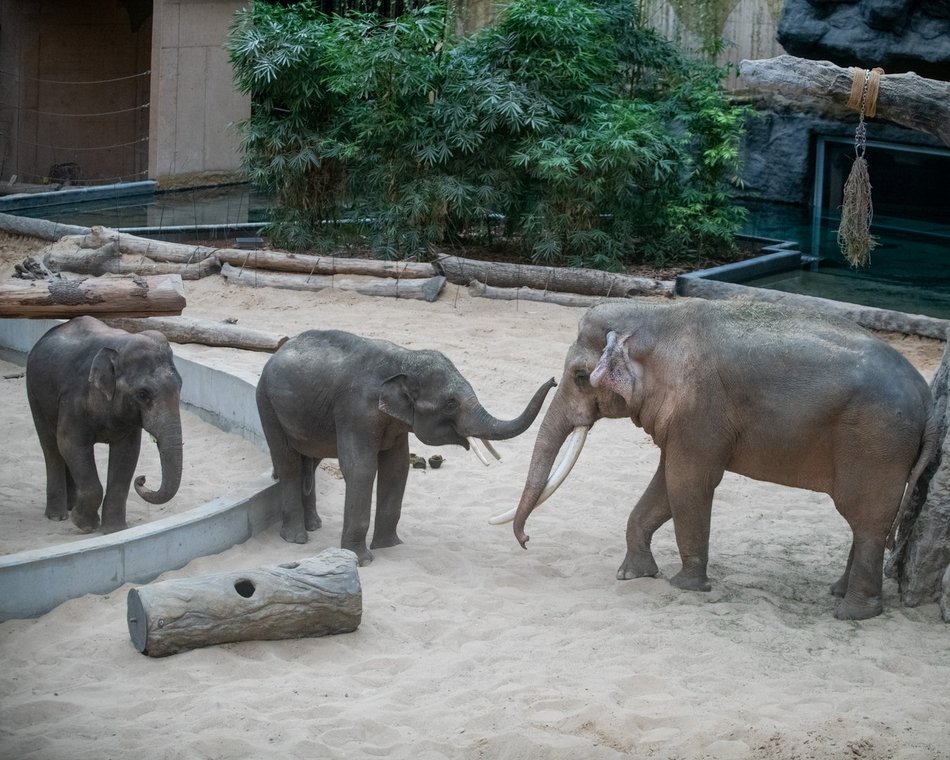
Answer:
[740,200,950,320]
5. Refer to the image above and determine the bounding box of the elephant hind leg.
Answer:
[302,457,322,532]
[834,536,885,620]
[830,542,854,598]
[257,392,308,544]
[831,483,901,619]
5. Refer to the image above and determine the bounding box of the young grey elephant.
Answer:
[26,316,184,534]
[494,299,936,620]
[256,329,556,565]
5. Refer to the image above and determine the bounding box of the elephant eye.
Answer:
[136,388,152,403]
[444,398,459,413]
[574,371,590,389]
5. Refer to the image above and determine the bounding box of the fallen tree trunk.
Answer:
[437,255,673,298]
[468,280,606,308]
[127,549,362,657]
[0,273,186,318]
[61,228,218,264]
[102,316,289,352]
[677,276,950,340]
[0,211,90,241]
[738,55,950,147]
[887,340,950,619]
[45,241,220,280]
[221,262,446,302]
[216,248,437,279]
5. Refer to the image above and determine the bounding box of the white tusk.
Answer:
[488,507,517,525]
[468,437,492,466]
[479,438,502,461]
[489,426,589,524]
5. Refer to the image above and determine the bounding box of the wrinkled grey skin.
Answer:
[257,329,556,565]
[26,316,184,534]
[512,300,936,620]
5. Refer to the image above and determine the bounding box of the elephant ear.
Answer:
[379,373,415,426]
[89,347,119,400]
[590,331,636,402]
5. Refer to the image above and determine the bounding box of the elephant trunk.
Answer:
[135,407,183,504]
[494,389,588,547]
[463,378,556,441]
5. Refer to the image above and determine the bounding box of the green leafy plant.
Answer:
[227,0,749,267]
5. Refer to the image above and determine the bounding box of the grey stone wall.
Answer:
[736,108,945,206]
[777,0,950,82]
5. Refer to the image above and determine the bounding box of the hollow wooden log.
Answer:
[221,262,446,302]
[44,242,220,280]
[436,255,673,298]
[0,273,186,318]
[738,55,950,147]
[0,211,90,240]
[468,279,610,308]
[126,549,362,657]
[215,247,437,279]
[102,316,289,352]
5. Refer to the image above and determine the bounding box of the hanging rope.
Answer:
[837,66,884,267]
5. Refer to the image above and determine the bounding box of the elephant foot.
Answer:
[100,520,129,535]
[616,550,659,581]
[371,532,403,550]
[280,524,308,544]
[834,594,883,620]
[305,512,322,532]
[71,510,100,533]
[45,508,69,522]
[343,541,374,566]
[829,575,849,599]
[669,568,712,592]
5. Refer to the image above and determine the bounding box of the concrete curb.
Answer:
[0,318,280,621]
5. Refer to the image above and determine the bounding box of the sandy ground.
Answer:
[1,232,949,759]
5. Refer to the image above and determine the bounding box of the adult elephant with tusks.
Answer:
[26,316,184,534]
[256,329,556,565]
[493,299,936,620]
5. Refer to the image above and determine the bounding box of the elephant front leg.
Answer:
[59,436,104,533]
[101,431,142,533]
[371,436,409,550]
[338,445,378,566]
[617,461,672,581]
[40,445,70,521]
[664,453,720,593]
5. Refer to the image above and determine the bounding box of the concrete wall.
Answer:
[148,0,250,186]
[0,0,151,187]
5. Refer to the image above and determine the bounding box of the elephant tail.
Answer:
[886,407,939,550]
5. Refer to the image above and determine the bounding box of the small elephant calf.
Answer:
[26,316,184,534]
[256,329,555,565]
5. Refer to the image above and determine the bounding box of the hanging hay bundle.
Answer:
[837,66,884,268]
